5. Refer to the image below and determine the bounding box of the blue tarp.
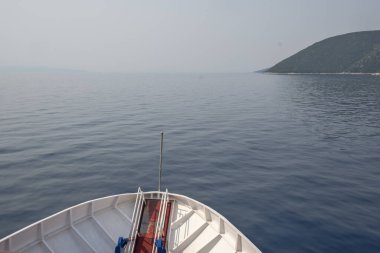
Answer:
[115,237,128,253]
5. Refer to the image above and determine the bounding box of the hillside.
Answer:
[267,30,380,73]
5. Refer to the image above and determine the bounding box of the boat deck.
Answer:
[134,199,171,253]
[0,191,262,253]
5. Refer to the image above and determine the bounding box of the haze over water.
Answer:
[0,72,379,252]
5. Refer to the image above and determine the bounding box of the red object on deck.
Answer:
[134,200,171,253]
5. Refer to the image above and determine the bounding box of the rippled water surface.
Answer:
[0,72,379,252]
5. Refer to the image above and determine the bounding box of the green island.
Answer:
[267,30,380,74]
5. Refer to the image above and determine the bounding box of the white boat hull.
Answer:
[0,191,261,253]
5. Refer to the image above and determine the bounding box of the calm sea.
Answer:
[0,72,379,252]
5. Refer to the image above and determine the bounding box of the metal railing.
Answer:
[126,187,145,253]
[151,189,169,253]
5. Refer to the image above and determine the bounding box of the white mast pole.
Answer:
[158,132,164,192]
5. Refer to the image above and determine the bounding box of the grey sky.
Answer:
[1,0,379,73]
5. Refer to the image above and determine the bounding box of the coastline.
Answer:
[264,72,380,76]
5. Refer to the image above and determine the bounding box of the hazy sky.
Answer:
[1,0,380,73]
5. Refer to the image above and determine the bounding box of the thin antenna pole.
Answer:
[158,132,164,192]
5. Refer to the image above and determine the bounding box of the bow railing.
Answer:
[126,187,145,253]
[151,189,169,253]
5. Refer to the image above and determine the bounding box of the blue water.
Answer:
[0,72,379,252]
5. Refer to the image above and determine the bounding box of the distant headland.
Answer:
[266,30,380,74]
